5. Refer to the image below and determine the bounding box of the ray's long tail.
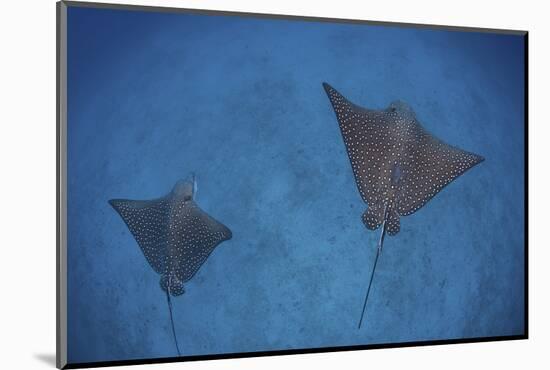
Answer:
[358,211,387,329]
[166,289,182,356]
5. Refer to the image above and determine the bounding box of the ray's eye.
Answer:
[390,107,396,112]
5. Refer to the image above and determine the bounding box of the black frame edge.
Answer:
[56,2,61,368]
[523,32,529,339]
[62,0,527,35]
[64,334,527,369]
[57,1,68,369]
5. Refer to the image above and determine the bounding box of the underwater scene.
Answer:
[66,5,526,365]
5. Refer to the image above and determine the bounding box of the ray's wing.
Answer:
[109,197,171,274]
[396,122,484,216]
[323,83,396,211]
[170,201,232,283]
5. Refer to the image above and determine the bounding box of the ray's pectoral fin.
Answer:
[362,203,385,231]
[108,197,170,274]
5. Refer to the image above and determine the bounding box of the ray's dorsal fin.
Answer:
[109,196,171,274]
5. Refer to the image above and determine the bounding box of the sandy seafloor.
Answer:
[66,5,525,364]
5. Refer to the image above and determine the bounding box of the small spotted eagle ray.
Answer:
[322,82,484,329]
[109,175,232,355]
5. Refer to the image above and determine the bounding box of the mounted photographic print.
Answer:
[56,1,528,368]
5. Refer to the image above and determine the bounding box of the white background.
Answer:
[0,0,546,369]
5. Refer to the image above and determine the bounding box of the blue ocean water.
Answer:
[66,6,525,364]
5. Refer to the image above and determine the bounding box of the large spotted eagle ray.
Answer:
[109,175,232,355]
[322,82,484,329]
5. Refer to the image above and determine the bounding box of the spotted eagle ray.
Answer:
[109,175,232,355]
[322,82,484,329]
